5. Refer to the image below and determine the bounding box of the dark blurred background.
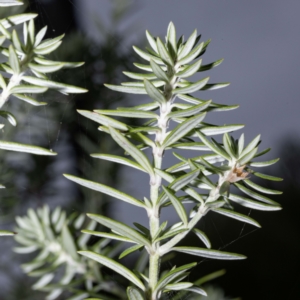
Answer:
[0,0,299,299]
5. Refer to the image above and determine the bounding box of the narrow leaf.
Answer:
[127,286,144,300]
[13,94,47,106]
[94,108,157,119]
[144,79,166,104]
[79,251,145,291]
[91,153,145,172]
[177,29,197,60]
[156,37,173,66]
[0,140,56,155]
[0,110,17,126]
[77,110,128,131]
[64,174,145,208]
[163,186,188,226]
[119,244,143,259]
[193,228,211,248]
[150,59,169,82]
[105,83,146,94]
[172,247,246,260]
[163,113,206,148]
[176,59,202,78]
[229,193,281,211]
[86,214,150,247]
[21,76,87,94]
[109,127,154,176]
[244,179,282,195]
[234,183,280,204]
[212,208,261,228]
[173,77,209,94]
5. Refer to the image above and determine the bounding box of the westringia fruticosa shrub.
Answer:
[14,206,126,300]
[65,22,282,300]
[0,0,86,235]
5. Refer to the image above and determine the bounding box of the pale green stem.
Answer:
[147,76,175,299]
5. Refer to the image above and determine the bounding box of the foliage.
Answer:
[0,1,86,232]
[14,205,126,300]
[65,22,282,300]
[2,1,283,299]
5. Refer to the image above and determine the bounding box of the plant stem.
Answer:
[147,75,175,298]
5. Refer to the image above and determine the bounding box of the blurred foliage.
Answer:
[0,0,140,298]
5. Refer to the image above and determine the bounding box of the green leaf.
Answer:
[254,147,271,158]
[223,133,236,158]
[228,193,281,211]
[192,228,211,248]
[28,62,65,73]
[8,45,20,74]
[64,174,146,208]
[173,77,209,94]
[252,172,282,181]
[171,142,209,151]
[95,108,157,119]
[167,22,177,53]
[0,73,6,89]
[34,26,47,47]
[0,111,17,126]
[0,230,15,236]
[154,263,197,294]
[198,58,224,72]
[10,85,48,94]
[32,273,54,289]
[61,225,78,260]
[178,42,204,65]
[77,110,128,131]
[144,79,166,105]
[156,37,173,66]
[237,133,244,155]
[0,140,56,155]
[244,179,282,195]
[200,124,244,136]
[146,30,158,53]
[249,158,279,167]
[196,131,231,160]
[0,0,23,6]
[129,102,159,111]
[82,229,135,243]
[177,29,197,60]
[21,76,87,94]
[165,282,193,291]
[91,153,145,172]
[133,45,163,64]
[176,59,202,78]
[202,82,230,90]
[12,30,22,52]
[13,94,47,106]
[172,247,246,260]
[163,187,188,226]
[86,214,150,247]
[150,59,169,82]
[123,71,156,80]
[119,244,143,259]
[163,113,206,148]
[105,83,146,94]
[127,286,145,300]
[109,127,154,176]
[240,134,261,158]
[233,183,280,204]
[239,147,258,165]
[1,13,37,29]
[212,208,261,227]
[79,251,145,291]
